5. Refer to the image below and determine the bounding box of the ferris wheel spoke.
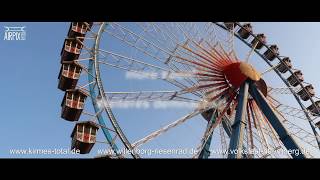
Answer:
[248,100,266,153]
[252,100,294,156]
[179,22,205,44]
[72,57,92,63]
[217,42,237,62]
[256,101,290,150]
[224,111,277,158]
[260,113,284,150]
[253,132,284,158]
[165,51,202,88]
[96,56,204,98]
[131,108,204,149]
[78,114,123,141]
[135,22,177,53]
[251,102,282,155]
[191,41,231,68]
[145,23,193,58]
[82,108,104,118]
[135,25,199,86]
[175,30,222,63]
[172,25,227,68]
[283,120,319,149]
[263,95,320,151]
[76,81,96,91]
[165,55,200,88]
[156,47,201,88]
[268,86,320,101]
[95,48,203,94]
[92,121,118,134]
[194,92,237,158]
[82,110,98,117]
[206,41,236,67]
[98,60,201,96]
[226,23,237,54]
[96,134,125,158]
[76,65,96,79]
[99,50,198,84]
[250,125,284,158]
[267,95,318,120]
[149,23,218,74]
[212,24,232,51]
[249,100,271,151]
[199,23,216,44]
[97,48,168,71]
[130,94,227,150]
[174,54,223,74]
[178,22,217,48]
[268,98,319,148]
[268,86,300,95]
[165,40,220,76]
[245,40,259,63]
[132,23,187,77]
[73,37,95,55]
[104,22,173,62]
[199,23,217,46]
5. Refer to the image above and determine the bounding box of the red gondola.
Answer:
[237,23,252,39]
[287,70,304,87]
[61,89,88,121]
[58,61,82,91]
[67,22,93,38]
[71,121,99,154]
[264,45,279,61]
[276,57,292,73]
[251,33,266,49]
[60,38,83,63]
[297,85,315,101]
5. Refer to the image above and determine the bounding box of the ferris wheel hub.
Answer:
[223,62,261,88]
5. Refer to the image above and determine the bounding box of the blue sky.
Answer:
[0,22,319,158]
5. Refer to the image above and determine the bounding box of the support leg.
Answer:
[228,81,249,158]
[199,110,217,159]
[249,81,306,159]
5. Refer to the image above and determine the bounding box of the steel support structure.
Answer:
[249,80,306,158]
[199,111,217,159]
[228,81,250,158]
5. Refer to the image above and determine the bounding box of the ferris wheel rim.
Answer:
[92,22,140,158]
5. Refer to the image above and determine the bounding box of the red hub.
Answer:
[223,62,261,89]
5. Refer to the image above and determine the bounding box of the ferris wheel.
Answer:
[57,22,320,158]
